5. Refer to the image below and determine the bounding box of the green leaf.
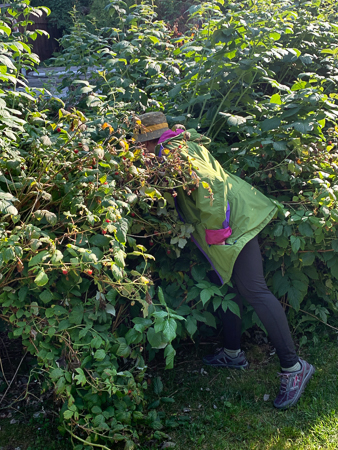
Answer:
[0,54,16,70]
[115,218,129,244]
[270,93,282,104]
[69,305,84,325]
[3,247,15,263]
[169,85,181,98]
[94,349,106,361]
[74,368,87,386]
[191,265,206,282]
[301,252,315,266]
[18,286,29,303]
[158,287,166,306]
[332,240,338,252]
[45,211,57,225]
[63,409,74,420]
[30,302,39,315]
[147,327,167,349]
[116,340,131,357]
[58,319,70,331]
[114,249,125,267]
[261,118,281,131]
[92,405,102,414]
[48,327,56,337]
[50,367,63,381]
[89,234,110,247]
[222,299,240,317]
[28,250,49,267]
[273,141,287,151]
[186,286,200,301]
[90,335,103,349]
[39,290,53,304]
[163,318,177,342]
[34,270,48,286]
[287,286,303,311]
[51,250,63,264]
[274,223,283,237]
[153,376,163,395]
[164,344,176,369]
[200,288,212,305]
[290,235,301,253]
[185,316,197,337]
[298,222,313,237]
[203,311,217,328]
[330,261,338,280]
[213,295,222,311]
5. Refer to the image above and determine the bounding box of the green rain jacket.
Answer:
[156,129,277,285]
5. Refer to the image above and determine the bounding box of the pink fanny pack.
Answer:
[205,227,232,245]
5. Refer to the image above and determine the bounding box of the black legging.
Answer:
[219,237,299,368]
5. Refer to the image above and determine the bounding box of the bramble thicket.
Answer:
[1,0,338,448]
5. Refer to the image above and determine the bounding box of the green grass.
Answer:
[155,339,338,450]
[0,415,72,450]
[1,339,338,449]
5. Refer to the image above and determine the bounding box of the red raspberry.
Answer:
[74,149,79,154]
[328,141,332,145]
[131,212,135,217]
[178,145,182,149]
[102,230,107,235]
[123,157,126,160]
[104,182,108,185]
[56,127,61,132]
[88,166,92,169]
[105,219,110,223]
[115,172,119,175]
[260,144,263,148]
[149,240,154,246]
[166,249,171,255]
[62,269,68,275]
[86,269,93,275]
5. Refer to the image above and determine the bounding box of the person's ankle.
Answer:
[224,348,241,358]
[281,360,301,373]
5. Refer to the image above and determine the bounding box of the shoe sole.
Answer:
[203,360,249,370]
[274,364,315,410]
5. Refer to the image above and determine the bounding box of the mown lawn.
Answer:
[0,414,72,450]
[1,336,337,450]
[154,337,338,450]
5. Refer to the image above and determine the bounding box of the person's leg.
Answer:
[205,236,315,408]
[220,290,243,351]
[232,236,299,368]
[204,272,246,368]
[208,269,243,351]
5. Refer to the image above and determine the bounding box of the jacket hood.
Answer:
[155,128,211,155]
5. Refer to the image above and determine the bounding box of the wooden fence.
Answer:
[0,4,62,62]
[25,12,62,62]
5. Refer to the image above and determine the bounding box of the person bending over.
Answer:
[133,112,315,410]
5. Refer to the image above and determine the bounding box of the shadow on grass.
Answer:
[151,338,338,450]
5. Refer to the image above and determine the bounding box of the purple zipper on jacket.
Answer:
[159,143,225,284]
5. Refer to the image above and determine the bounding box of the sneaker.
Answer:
[203,348,249,369]
[273,358,315,409]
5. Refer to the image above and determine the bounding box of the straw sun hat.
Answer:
[133,112,169,143]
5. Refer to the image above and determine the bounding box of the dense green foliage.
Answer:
[54,0,338,333]
[30,0,92,31]
[2,0,338,448]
